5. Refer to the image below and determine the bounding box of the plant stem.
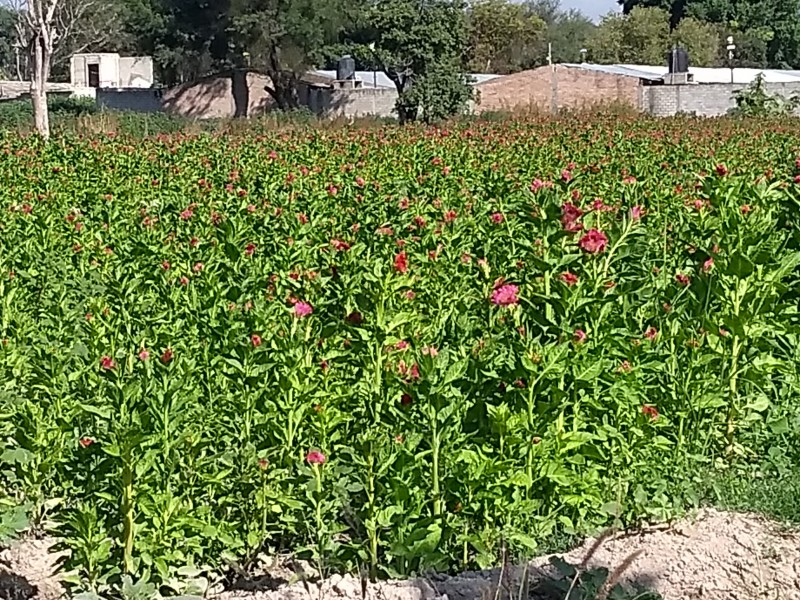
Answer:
[122,445,134,575]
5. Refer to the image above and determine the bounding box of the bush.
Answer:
[0,116,799,594]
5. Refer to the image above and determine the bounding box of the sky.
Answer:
[564,0,620,21]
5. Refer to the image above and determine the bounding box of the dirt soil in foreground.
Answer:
[2,508,799,600]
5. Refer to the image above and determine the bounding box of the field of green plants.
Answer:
[2,115,800,595]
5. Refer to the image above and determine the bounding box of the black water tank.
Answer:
[336,55,356,80]
[666,47,689,73]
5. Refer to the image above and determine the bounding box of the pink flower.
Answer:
[180,208,193,220]
[193,262,204,273]
[179,276,190,286]
[703,257,714,273]
[251,334,262,347]
[573,329,587,344]
[530,178,545,192]
[644,327,658,341]
[331,239,350,251]
[394,340,409,351]
[346,311,363,324]
[630,206,644,221]
[245,243,256,256]
[294,302,313,318]
[578,229,608,254]
[100,355,116,370]
[675,273,691,286]
[306,450,326,465]
[490,212,504,224]
[491,284,519,306]
[401,393,413,406]
[560,272,579,287]
[408,363,420,380]
[561,169,572,182]
[79,437,94,448]
[161,260,171,270]
[138,349,150,361]
[444,210,457,223]
[618,360,632,374]
[422,346,438,357]
[740,205,752,215]
[561,202,583,231]
[161,348,174,364]
[394,252,408,273]
[405,290,416,300]
[715,164,729,177]
[298,213,309,224]
[642,405,659,421]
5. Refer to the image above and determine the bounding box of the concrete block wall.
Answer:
[334,87,398,118]
[96,88,163,113]
[643,82,800,116]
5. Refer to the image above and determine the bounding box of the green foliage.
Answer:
[1,116,800,596]
[466,0,545,74]
[621,0,800,68]
[588,6,719,66]
[367,0,474,122]
[729,73,800,116]
[0,95,97,130]
[528,0,597,64]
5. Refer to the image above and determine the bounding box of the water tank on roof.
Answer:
[336,55,356,81]
[667,47,689,74]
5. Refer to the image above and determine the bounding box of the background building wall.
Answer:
[474,65,640,113]
[643,82,800,116]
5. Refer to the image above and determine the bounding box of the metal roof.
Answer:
[565,63,800,84]
[313,70,502,88]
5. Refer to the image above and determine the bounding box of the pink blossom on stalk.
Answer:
[180,208,193,220]
[491,284,519,307]
[251,334,262,347]
[245,243,256,256]
[578,229,608,254]
[161,260,171,270]
[644,327,659,341]
[560,272,579,287]
[675,273,691,286]
[394,252,408,273]
[422,346,438,357]
[294,302,313,318]
[79,437,94,448]
[530,178,545,192]
[703,257,714,273]
[306,450,326,465]
[630,206,644,221]
[100,355,116,370]
[573,329,587,344]
[138,349,150,361]
[741,205,752,215]
[490,212,505,224]
[160,348,174,363]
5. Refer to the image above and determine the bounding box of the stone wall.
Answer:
[473,65,641,113]
[643,82,800,116]
[307,85,398,118]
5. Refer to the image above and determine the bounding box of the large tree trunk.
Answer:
[29,31,52,139]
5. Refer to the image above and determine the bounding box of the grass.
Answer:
[705,465,800,525]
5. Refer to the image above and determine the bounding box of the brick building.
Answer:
[473,63,800,116]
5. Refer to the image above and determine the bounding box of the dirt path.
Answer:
[2,509,799,600]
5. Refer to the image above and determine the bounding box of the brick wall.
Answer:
[474,65,640,113]
[644,82,800,116]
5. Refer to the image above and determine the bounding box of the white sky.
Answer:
[563,0,620,20]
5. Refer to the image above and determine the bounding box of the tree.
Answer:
[588,6,720,66]
[587,7,670,64]
[621,0,800,68]
[0,7,18,79]
[466,0,545,73]
[526,0,596,64]
[227,0,353,110]
[13,0,62,138]
[365,0,473,123]
[670,15,720,66]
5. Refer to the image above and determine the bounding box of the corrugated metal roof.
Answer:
[565,63,800,84]
[313,70,501,88]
